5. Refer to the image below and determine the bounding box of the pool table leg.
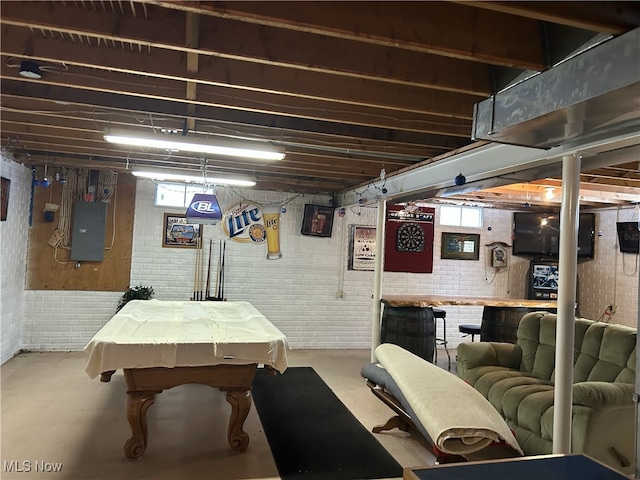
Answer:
[124,391,159,460]
[224,389,252,452]
[121,364,257,459]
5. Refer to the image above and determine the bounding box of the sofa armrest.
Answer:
[457,342,522,371]
[572,382,635,410]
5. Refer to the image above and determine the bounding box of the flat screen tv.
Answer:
[616,221,639,254]
[512,212,595,259]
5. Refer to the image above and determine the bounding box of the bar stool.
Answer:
[459,324,482,342]
[433,308,451,370]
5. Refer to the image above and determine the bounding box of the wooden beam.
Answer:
[0,106,436,161]
[153,1,547,69]
[0,73,472,139]
[474,182,639,204]
[1,126,401,180]
[451,1,640,35]
[0,25,480,122]
[185,11,199,132]
[0,80,471,149]
[20,151,360,193]
[0,96,457,156]
[0,1,492,95]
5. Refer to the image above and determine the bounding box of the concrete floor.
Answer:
[1,349,453,479]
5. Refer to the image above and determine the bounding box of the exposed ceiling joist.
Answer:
[1,1,638,206]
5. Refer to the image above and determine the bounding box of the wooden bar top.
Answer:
[381,295,558,309]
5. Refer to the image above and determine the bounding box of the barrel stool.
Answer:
[459,324,482,342]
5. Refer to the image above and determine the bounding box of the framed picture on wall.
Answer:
[441,232,480,260]
[348,225,376,270]
[301,204,334,237]
[163,213,202,248]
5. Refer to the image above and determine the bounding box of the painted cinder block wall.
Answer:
[578,206,639,324]
[0,154,31,363]
[127,179,531,348]
[4,161,637,356]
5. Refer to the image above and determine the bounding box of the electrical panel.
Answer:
[70,201,107,261]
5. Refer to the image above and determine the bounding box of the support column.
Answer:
[635,260,639,477]
[552,153,581,454]
[371,199,386,361]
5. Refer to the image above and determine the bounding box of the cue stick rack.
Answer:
[191,238,226,301]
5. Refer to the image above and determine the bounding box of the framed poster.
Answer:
[163,213,202,248]
[0,177,9,222]
[348,225,376,271]
[441,232,480,260]
[301,204,334,237]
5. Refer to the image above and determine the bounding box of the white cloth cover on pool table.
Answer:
[84,300,289,378]
[375,343,522,456]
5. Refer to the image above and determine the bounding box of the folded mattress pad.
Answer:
[361,361,435,445]
[369,343,522,456]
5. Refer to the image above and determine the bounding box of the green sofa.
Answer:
[457,311,636,474]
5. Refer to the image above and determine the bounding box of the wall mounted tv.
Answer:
[512,212,595,259]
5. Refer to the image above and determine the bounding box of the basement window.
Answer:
[439,205,482,228]
[155,182,202,208]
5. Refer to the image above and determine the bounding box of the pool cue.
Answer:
[196,236,204,300]
[216,240,221,299]
[195,236,199,300]
[199,236,205,300]
[214,240,221,299]
[192,236,199,300]
[216,240,222,299]
[220,240,226,300]
[205,239,212,299]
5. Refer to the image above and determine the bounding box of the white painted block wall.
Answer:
[0,154,31,363]
[130,181,378,348]
[577,207,639,327]
[14,170,640,354]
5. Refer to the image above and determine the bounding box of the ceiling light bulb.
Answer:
[545,187,555,200]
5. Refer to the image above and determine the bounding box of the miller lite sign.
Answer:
[222,202,266,243]
[186,194,222,225]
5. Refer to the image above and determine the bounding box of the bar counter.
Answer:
[381,295,558,344]
[381,295,558,309]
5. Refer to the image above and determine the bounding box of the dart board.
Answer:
[396,222,424,252]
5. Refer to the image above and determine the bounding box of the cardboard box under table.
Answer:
[84,300,289,460]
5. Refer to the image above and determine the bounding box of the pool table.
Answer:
[84,300,289,460]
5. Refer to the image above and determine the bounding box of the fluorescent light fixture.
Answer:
[132,169,256,187]
[104,128,285,161]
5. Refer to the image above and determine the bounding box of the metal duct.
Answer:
[473,28,640,150]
